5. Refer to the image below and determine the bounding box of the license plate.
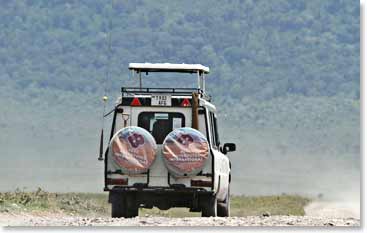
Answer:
[151,94,172,106]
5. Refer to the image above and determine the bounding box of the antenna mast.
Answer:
[98,0,114,161]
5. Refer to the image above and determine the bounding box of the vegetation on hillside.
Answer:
[0,0,359,99]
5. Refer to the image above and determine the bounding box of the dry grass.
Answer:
[0,188,310,217]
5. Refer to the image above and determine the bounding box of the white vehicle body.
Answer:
[101,63,235,217]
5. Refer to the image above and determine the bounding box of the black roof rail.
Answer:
[121,87,211,101]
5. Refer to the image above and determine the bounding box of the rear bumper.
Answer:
[107,186,214,211]
[105,185,213,194]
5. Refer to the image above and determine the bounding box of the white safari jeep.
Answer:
[99,63,236,218]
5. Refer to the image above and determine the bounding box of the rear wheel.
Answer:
[111,197,125,218]
[110,192,139,218]
[125,199,139,218]
[201,195,217,217]
[217,187,230,217]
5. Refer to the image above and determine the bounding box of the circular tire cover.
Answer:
[110,126,157,174]
[162,127,209,176]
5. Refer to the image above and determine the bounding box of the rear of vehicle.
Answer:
[99,64,234,217]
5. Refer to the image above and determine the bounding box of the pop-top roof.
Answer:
[129,63,210,74]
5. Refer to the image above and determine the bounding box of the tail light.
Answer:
[191,179,212,187]
[106,178,128,185]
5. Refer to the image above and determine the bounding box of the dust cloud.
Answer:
[228,130,360,219]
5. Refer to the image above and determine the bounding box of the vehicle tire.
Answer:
[110,193,139,218]
[217,187,230,217]
[125,194,139,218]
[201,195,217,217]
[128,206,139,217]
[111,195,126,218]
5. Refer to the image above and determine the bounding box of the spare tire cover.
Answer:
[110,126,157,174]
[162,127,209,176]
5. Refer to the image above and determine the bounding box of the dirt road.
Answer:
[0,212,359,227]
[305,201,360,219]
[0,192,360,227]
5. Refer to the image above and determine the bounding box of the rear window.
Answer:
[138,112,185,144]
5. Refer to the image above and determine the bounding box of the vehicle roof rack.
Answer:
[129,63,210,74]
[128,63,210,93]
[121,87,211,101]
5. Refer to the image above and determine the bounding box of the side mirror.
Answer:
[221,143,236,155]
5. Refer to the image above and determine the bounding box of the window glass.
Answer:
[138,112,185,144]
[213,115,220,146]
[209,112,217,148]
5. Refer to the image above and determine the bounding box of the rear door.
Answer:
[131,107,191,186]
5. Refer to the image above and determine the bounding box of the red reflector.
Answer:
[131,98,142,106]
[106,178,128,185]
[181,98,191,107]
[191,180,212,187]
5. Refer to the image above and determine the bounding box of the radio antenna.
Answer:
[99,0,114,161]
